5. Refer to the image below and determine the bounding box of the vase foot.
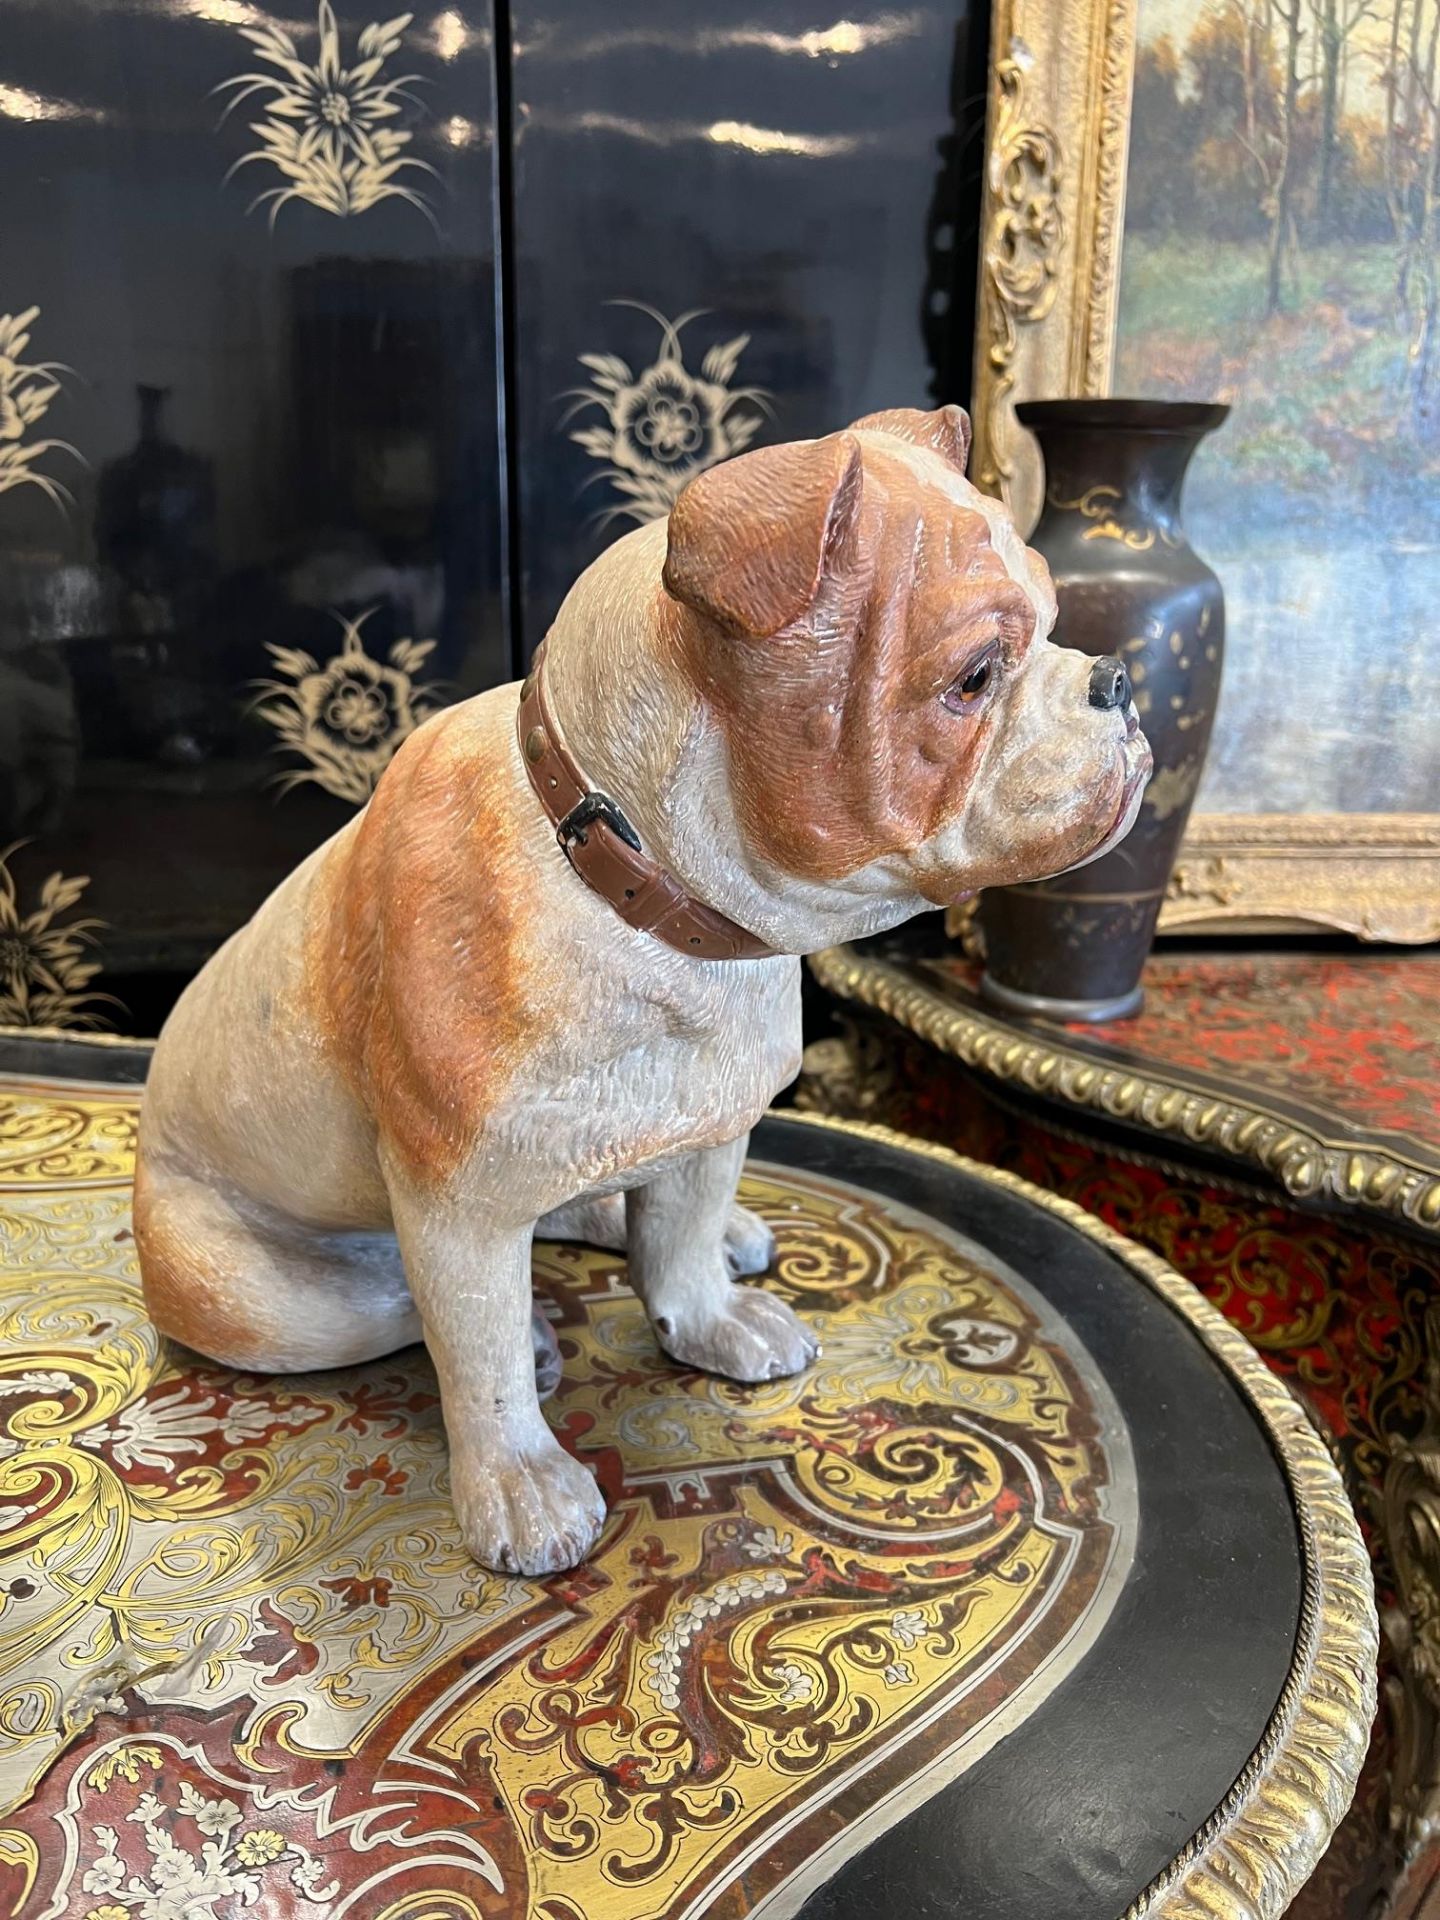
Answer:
[978,973,1145,1024]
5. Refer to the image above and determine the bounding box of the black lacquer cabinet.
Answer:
[0,0,987,1030]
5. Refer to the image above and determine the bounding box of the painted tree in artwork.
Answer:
[1311,0,1377,226]
[1263,0,1304,313]
[1117,0,1440,821]
[1124,0,1440,436]
[1382,0,1440,427]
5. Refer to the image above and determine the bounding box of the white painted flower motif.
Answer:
[289,1848,340,1900]
[768,1660,815,1707]
[81,1793,271,1920]
[142,1824,255,1920]
[741,1524,794,1561]
[882,1660,915,1689]
[250,609,445,805]
[74,1766,319,1919]
[642,1567,789,1712]
[889,1608,927,1650]
[0,1367,74,1398]
[561,304,770,528]
[178,1781,243,1837]
[216,0,437,226]
[80,1386,314,1471]
[80,1829,125,1896]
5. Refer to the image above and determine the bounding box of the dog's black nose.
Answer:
[1088,656,1131,711]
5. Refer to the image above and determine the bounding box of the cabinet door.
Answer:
[0,0,506,1026]
[507,0,986,655]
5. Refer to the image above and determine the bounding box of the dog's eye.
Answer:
[941,647,999,714]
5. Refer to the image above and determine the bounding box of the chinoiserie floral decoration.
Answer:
[562,303,771,526]
[1142,758,1202,823]
[77,1748,338,1919]
[251,608,444,804]
[216,0,436,225]
[0,307,81,511]
[0,842,118,1031]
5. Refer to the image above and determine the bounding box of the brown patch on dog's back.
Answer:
[306,705,539,1185]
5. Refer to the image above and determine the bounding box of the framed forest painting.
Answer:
[972,0,1440,939]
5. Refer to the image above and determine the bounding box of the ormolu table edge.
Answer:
[809,944,1440,1239]
[781,1108,1378,1920]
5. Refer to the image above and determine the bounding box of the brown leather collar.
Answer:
[516,646,776,961]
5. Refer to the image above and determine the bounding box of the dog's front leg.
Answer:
[627,1136,819,1383]
[385,1167,606,1576]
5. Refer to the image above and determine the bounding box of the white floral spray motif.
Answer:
[561,303,771,528]
[0,306,81,511]
[216,1,437,226]
[76,1748,340,1917]
[250,609,445,804]
[642,1568,789,1713]
[79,1384,321,1472]
[767,1660,815,1708]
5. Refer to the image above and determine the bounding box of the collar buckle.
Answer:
[555,791,643,863]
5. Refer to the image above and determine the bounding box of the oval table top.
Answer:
[0,1032,1376,1920]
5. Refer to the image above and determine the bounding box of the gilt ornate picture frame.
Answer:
[971,0,1440,941]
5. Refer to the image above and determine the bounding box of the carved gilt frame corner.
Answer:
[969,2,1440,942]
[970,0,1137,535]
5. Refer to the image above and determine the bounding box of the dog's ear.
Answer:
[849,404,971,475]
[663,433,863,638]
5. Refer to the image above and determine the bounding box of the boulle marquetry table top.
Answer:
[810,944,1440,1239]
[0,1035,1376,1920]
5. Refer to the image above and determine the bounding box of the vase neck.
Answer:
[1032,424,1209,547]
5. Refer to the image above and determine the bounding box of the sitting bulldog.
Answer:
[133,406,1150,1576]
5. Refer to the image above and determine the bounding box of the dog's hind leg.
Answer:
[133,1160,421,1372]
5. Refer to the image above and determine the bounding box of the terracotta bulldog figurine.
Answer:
[134,406,1150,1576]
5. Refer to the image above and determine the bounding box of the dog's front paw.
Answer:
[722,1203,776,1278]
[451,1430,606,1577]
[654,1284,818,1383]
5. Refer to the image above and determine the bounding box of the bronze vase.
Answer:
[979,397,1229,1021]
